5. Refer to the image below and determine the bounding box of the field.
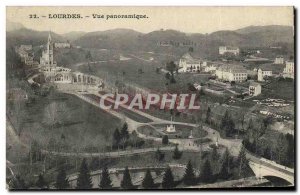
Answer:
[71,49,210,93]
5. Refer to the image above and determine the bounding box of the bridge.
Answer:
[247,152,294,186]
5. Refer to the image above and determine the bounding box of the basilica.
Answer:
[40,33,103,87]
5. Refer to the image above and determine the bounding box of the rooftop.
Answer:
[218,64,247,73]
[180,53,201,63]
[249,82,261,87]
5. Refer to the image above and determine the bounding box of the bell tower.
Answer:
[47,32,54,66]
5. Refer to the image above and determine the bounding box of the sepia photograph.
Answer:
[6,6,295,190]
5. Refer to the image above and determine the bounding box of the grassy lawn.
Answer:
[75,51,210,93]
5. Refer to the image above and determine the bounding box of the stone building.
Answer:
[249,82,262,96]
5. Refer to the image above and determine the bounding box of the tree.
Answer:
[199,88,205,96]
[172,145,182,160]
[285,134,294,167]
[220,110,235,137]
[219,148,231,180]
[166,61,176,75]
[170,76,176,83]
[237,146,248,178]
[165,72,171,80]
[85,50,93,72]
[188,83,197,91]
[99,166,113,189]
[239,111,246,135]
[120,123,129,149]
[200,160,213,183]
[155,147,165,161]
[162,167,175,189]
[142,169,155,189]
[129,130,139,148]
[120,123,129,139]
[211,147,219,162]
[276,134,288,165]
[76,159,93,189]
[156,67,160,74]
[162,135,169,145]
[166,61,176,83]
[253,123,265,154]
[36,174,48,189]
[205,106,211,125]
[113,128,121,148]
[55,167,69,189]
[121,167,134,189]
[10,175,27,189]
[182,160,196,185]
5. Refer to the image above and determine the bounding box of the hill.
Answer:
[61,31,86,41]
[74,28,143,50]
[7,25,294,59]
[6,28,66,48]
[6,21,25,32]
[235,25,293,35]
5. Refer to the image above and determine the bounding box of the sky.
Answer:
[6,6,294,34]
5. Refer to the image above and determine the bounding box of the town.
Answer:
[6,7,295,190]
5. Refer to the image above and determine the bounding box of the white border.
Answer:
[1,1,299,195]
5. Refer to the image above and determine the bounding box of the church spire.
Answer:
[48,31,52,43]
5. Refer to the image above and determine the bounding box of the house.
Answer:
[283,61,294,79]
[17,49,29,61]
[219,46,240,55]
[249,82,261,96]
[274,56,284,64]
[257,68,272,81]
[215,64,247,82]
[16,45,32,52]
[15,45,39,66]
[178,53,201,72]
[193,83,202,90]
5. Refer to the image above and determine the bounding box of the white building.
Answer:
[257,68,272,82]
[204,64,217,73]
[274,56,284,64]
[193,83,202,90]
[41,66,73,83]
[215,65,247,82]
[283,61,294,79]
[55,42,71,48]
[219,46,240,55]
[249,82,261,96]
[178,53,208,73]
[178,53,201,72]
